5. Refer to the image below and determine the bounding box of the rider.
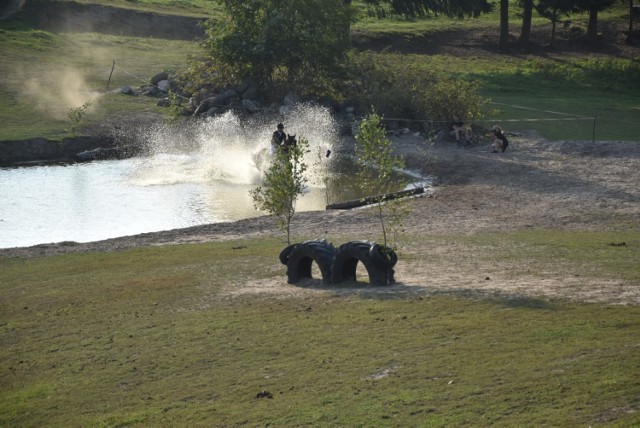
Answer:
[271,123,286,156]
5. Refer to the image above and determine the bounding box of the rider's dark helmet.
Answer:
[277,123,284,129]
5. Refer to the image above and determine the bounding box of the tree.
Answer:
[499,0,510,49]
[574,0,616,41]
[626,0,636,41]
[250,138,310,245]
[355,112,409,249]
[518,0,534,45]
[205,0,353,88]
[535,0,576,45]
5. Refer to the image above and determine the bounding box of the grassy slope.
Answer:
[1,232,639,426]
[56,0,223,17]
[0,24,203,140]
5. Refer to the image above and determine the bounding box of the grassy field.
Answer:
[0,25,202,140]
[1,232,639,426]
[1,5,639,423]
[0,1,637,141]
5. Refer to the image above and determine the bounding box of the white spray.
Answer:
[128,103,340,188]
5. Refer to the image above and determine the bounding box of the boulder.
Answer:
[241,99,260,113]
[223,88,238,101]
[194,95,224,116]
[150,72,169,85]
[242,85,258,100]
[157,79,171,92]
[140,85,160,96]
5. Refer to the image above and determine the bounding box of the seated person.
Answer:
[449,115,471,142]
[491,125,509,153]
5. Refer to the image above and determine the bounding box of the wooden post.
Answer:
[106,60,115,90]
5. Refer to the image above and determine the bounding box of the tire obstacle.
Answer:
[280,239,397,286]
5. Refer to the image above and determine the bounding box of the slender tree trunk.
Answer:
[499,0,510,50]
[550,16,557,47]
[587,7,598,41]
[519,0,533,46]
[629,0,635,42]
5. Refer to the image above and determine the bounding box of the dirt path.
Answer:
[2,136,639,304]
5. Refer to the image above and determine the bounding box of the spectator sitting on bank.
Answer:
[491,125,509,153]
[450,115,471,142]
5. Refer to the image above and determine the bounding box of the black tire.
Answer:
[279,243,298,265]
[331,241,395,286]
[369,243,398,268]
[286,239,336,284]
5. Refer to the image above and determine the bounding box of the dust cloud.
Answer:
[22,67,102,120]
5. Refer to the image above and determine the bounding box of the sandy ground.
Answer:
[2,135,639,304]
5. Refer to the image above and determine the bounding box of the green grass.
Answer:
[474,58,640,140]
[353,1,639,141]
[351,0,630,37]
[1,231,639,426]
[53,0,224,18]
[0,28,202,140]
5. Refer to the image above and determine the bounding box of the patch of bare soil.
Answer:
[3,135,639,305]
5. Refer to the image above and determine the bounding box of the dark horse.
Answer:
[252,134,298,176]
[281,134,297,154]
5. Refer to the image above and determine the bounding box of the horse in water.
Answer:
[252,134,297,176]
[281,134,297,154]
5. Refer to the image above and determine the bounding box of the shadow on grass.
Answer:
[292,278,557,309]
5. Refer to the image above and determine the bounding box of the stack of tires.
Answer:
[279,239,397,286]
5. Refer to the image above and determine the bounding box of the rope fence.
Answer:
[376,102,599,142]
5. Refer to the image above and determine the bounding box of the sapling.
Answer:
[251,137,310,245]
[355,111,410,251]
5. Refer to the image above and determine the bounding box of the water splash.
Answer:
[128,103,340,188]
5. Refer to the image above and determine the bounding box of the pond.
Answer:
[0,107,430,249]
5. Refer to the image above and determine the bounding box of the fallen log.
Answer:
[326,187,424,210]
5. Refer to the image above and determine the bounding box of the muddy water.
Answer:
[0,157,336,248]
[0,106,429,249]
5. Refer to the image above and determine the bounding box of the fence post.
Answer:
[106,60,115,91]
[592,117,596,143]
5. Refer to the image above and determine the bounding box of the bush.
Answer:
[344,52,488,123]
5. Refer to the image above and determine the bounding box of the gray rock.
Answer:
[140,85,160,96]
[241,99,260,113]
[157,79,171,92]
[150,72,169,85]
[243,85,258,100]
[223,89,238,100]
[194,95,226,116]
